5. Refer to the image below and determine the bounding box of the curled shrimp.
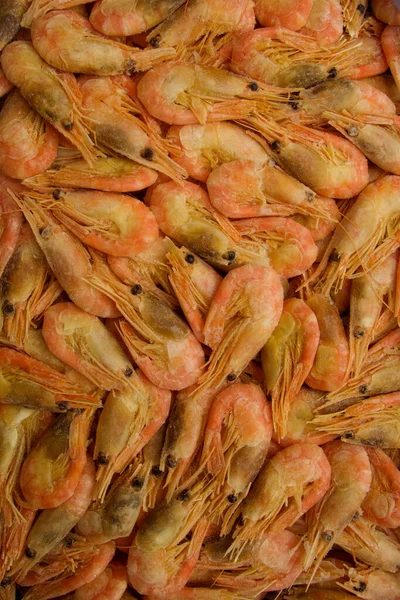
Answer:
[20,409,93,509]
[254,0,313,30]
[31,10,175,76]
[0,90,58,181]
[0,0,30,51]
[74,561,128,600]
[371,0,400,25]
[94,370,170,500]
[149,181,270,270]
[42,302,138,392]
[161,264,283,496]
[22,188,159,257]
[304,440,372,578]
[90,0,185,36]
[344,34,389,79]
[300,0,344,47]
[234,218,318,278]
[1,42,98,166]
[361,448,400,529]
[261,298,320,439]
[23,157,158,194]
[0,176,23,280]
[21,0,94,28]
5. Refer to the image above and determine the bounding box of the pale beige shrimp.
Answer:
[249,117,369,199]
[0,67,12,98]
[254,0,313,30]
[166,123,270,182]
[146,0,255,62]
[0,90,58,181]
[361,74,400,110]
[261,298,320,439]
[341,0,368,37]
[79,75,186,182]
[11,457,95,581]
[340,567,400,600]
[0,0,30,51]
[90,0,185,36]
[11,191,119,319]
[21,0,94,28]
[1,42,98,166]
[165,240,222,344]
[161,264,283,497]
[304,440,372,579]
[0,176,23,281]
[310,176,400,297]
[149,181,270,271]
[137,62,290,126]
[300,0,344,47]
[228,443,331,558]
[94,370,170,501]
[371,0,400,25]
[344,34,389,79]
[24,157,158,194]
[31,10,175,76]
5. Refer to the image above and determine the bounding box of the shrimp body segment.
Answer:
[300,0,344,47]
[31,10,176,76]
[0,67,12,98]
[0,90,58,181]
[0,180,23,281]
[254,0,313,30]
[372,0,400,25]
[361,447,400,528]
[382,25,400,96]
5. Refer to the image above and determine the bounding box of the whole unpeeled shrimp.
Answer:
[0,90,58,181]
[21,0,94,28]
[74,562,128,600]
[372,0,400,25]
[300,0,344,47]
[361,448,400,528]
[31,10,175,76]
[261,298,320,439]
[341,567,400,600]
[254,0,312,30]
[0,0,30,51]
[0,176,23,280]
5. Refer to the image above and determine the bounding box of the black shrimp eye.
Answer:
[166,455,178,468]
[179,489,190,502]
[2,301,15,316]
[125,59,136,75]
[56,400,68,411]
[52,188,63,200]
[65,536,74,547]
[132,478,144,489]
[357,3,366,13]
[321,530,333,542]
[0,577,12,588]
[248,81,259,91]
[124,366,133,377]
[227,494,238,503]
[352,511,360,521]
[141,147,154,161]
[269,140,281,153]
[63,120,73,131]
[353,327,365,338]
[150,35,161,47]
[328,67,338,78]
[151,466,162,477]
[359,384,368,394]
[25,548,36,558]
[227,373,237,382]
[347,125,359,137]
[97,452,109,465]
[130,284,142,295]
[185,253,195,264]
[344,431,355,439]
[329,250,340,263]
[223,250,236,262]
[354,581,367,593]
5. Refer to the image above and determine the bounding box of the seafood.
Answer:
[372,0,400,25]
[382,26,400,91]
[254,0,313,30]
[0,177,23,280]
[0,0,30,51]
[21,0,94,28]
[0,67,12,98]
[361,447,400,528]
[341,567,400,600]
[301,0,344,47]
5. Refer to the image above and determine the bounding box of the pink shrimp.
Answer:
[74,562,128,600]
[0,175,23,280]
[382,26,400,92]
[361,448,400,529]
[21,0,94,28]
[300,0,344,47]
[341,567,400,600]
[372,0,400,25]
[254,0,313,30]
[0,67,12,98]
[345,35,389,80]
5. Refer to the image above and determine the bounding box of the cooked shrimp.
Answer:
[341,567,400,600]
[167,123,269,182]
[309,176,400,296]
[94,370,170,500]
[1,42,98,166]
[234,218,318,278]
[21,0,94,28]
[137,62,289,126]
[11,191,119,318]
[254,0,313,30]
[371,0,400,25]
[344,35,389,79]
[24,157,158,194]
[90,0,185,36]
[0,90,58,181]
[382,26,400,92]
[362,74,400,110]
[24,188,159,257]
[149,181,270,270]
[31,10,175,76]
[20,408,93,509]
[341,0,367,37]
[22,541,115,600]
[166,240,222,344]
[154,589,254,600]
[0,347,101,411]
[300,0,344,47]
[12,457,95,580]
[261,298,320,439]
[0,67,12,99]
[42,302,138,392]
[0,0,30,51]
[74,562,128,600]
[361,448,400,528]
[304,440,372,578]
[0,504,36,583]
[0,177,23,280]
[286,590,362,599]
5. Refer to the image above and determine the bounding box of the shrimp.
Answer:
[31,10,175,76]
[153,589,255,600]
[340,567,400,600]
[166,123,269,182]
[201,383,272,532]
[300,0,344,47]
[249,118,369,199]
[90,0,185,36]
[309,176,400,297]
[341,0,368,37]
[161,264,283,496]
[382,26,400,92]
[361,74,400,110]
[254,0,313,30]
[149,181,270,271]
[11,457,95,580]
[0,67,12,99]
[0,0,30,51]
[23,157,158,194]
[234,218,318,278]
[304,293,350,392]
[0,177,23,280]
[42,302,138,392]
[94,370,170,500]
[303,440,372,579]
[165,240,223,344]
[11,191,119,318]
[228,443,330,558]
[371,0,400,25]
[21,0,94,28]
[261,298,320,439]
[79,75,185,182]
[0,504,36,583]
[344,35,389,79]
[74,562,128,600]
[0,347,101,411]
[361,448,400,529]
[137,62,290,127]
[24,188,159,257]
[22,541,115,600]
[0,90,58,181]
[286,590,362,599]
[146,0,255,62]
[1,42,98,166]
[19,409,93,509]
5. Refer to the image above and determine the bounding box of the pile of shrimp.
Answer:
[3,0,400,599]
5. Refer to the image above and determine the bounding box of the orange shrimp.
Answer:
[0,505,36,584]
[340,567,400,600]
[1,42,98,166]
[361,448,400,529]
[254,0,313,30]
[31,10,175,76]
[300,0,344,47]
[341,0,368,37]
[0,69,12,101]
[0,90,58,181]
[19,409,93,509]
[0,176,23,280]
[23,157,158,194]
[23,188,159,257]
[382,26,400,92]
[90,0,185,36]
[74,561,128,600]
[261,298,320,439]
[371,0,400,25]
[21,0,94,28]
[345,35,389,79]
[0,0,30,51]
